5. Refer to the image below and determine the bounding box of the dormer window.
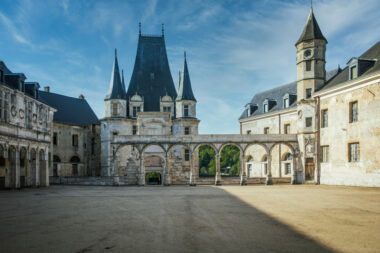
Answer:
[264,104,268,113]
[163,106,171,112]
[246,103,258,116]
[112,103,118,116]
[283,98,289,108]
[0,70,3,83]
[350,65,357,79]
[132,106,140,118]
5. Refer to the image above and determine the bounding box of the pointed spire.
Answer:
[295,7,327,46]
[162,23,164,37]
[139,22,141,36]
[121,69,126,92]
[176,51,196,101]
[105,48,126,100]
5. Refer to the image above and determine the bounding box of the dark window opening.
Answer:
[133,106,141,118]
[264,127,269,134]
[284,124,290,134]
[306,117,312,127]
[53,132,57,145]
[184,127,190,135]
[306,60,311,71]
[321,109,328,128]
[133,125,137,135]
[184,105,189,117]
[306,88,312,98]
[184,149,190,161]
[72,134,78,147]
[349,101,358,123]
[349,143,359,162]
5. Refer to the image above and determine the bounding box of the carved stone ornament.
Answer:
[19,109,24,119]
[304,136,315,156]
[11,106,17,117]
[33,114,37,123]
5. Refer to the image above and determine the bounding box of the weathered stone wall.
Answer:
[319,82,380,187]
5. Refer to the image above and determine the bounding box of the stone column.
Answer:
[4,150,10,188]
[266,153,272,185]
[189,150,196,186]
[138,153,145,186]
[42,158,49,187]
[15,147,20,188]
[215,153,221,185]
[162,152,169,186]
[291,152,298,185]
[240,152,246,186]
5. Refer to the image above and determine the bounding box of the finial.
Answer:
[115,48,117,57]
[139,22,141,35]
[310,0,313,9]
[184,51,186,59]
[162,23,164,36]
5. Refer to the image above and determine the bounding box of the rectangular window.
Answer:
[184,149,190,161]
[170,125,173,134]
[112,103,118,116]
[184,105,189,117]
[284,124,290,134]
[350,66,357,79]
[285,163,291,175]
[132,125,137,135]
[263,104,268,113]
[349,143,359,162]
[264,127,269,134]
[349,101,358,123]
[133,106,141,118]
[306,61,311,71]
[283,98,289,108]
[321,146,329,162]
[72,134,78,147]
[306,88,312,98]
[321,109,328,128]
[306,117,312,127]
[163,106,171,112]
[184,127,190,135]
[53,132,58,145]
[246,130,251,134]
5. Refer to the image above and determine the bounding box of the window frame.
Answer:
[264,127,269,134]
[321,109,328,128]
[306,88,312,99]
[321,145,329,163]
[306,60,311,71]
[53,132,58,145]
[184,127,190,135]
[349,142,360,162]
[132,106,141,118]
[184,149,190,161]
[72,134,78,147]
[183,105,189,117]
[283,98,289,108]
[305,117,312,128]
[349,101,358,123]
[112,103,118,116]
[132,125,137,135]
[284,124,290,134]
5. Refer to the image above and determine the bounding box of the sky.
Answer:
[0,0,379,134]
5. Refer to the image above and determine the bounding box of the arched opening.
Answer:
[262,155,268,176]
[53,155,61,177]
[197,144,216,177]
[0,145,5,189]
[20,147,27,188]
[167,143,191,185]
[244,143,268,178]
[70,156,80,176]
[30,149,37,186]
[220,144,241,177]
[269,143,294,178]
[141,144,166,185]
[8,146,16,188]
[282,153,293,176]
[145,171,161,185]
[39,149,47,186]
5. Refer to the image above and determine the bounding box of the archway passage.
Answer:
[70,156,80,176]
[220,145,240,177]
[145,172,161,185]
[198,145,216,177]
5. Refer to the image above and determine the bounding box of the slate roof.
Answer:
[105,49,126,100]
[296,8,327,46]
[321,41,380,91]
[39,91,100,126]
[176,52,196,101]
[126,34,177,111]
[239,68,340,120]
[121,69,126,93]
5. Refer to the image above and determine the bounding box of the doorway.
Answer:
[305,158,314,181]
[146,172,161,185]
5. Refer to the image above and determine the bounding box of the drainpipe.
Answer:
[315,96,321,185]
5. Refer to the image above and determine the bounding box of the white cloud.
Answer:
[0,12,31,46]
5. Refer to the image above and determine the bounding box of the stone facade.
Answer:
[0,62,54,189]
[239,8,380,187]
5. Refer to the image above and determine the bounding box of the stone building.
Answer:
[101,26,199,185]
[239,8,380,187]
[0,61,54,189]
[38,88,101,179]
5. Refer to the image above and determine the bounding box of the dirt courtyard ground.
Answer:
[0,185,379,253]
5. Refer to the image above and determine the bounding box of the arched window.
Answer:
[283,153,292,161]
[247,156,253,162]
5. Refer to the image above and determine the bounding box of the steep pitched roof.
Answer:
[239,68,339,120]
[321,41,380,90]
[39,91,100,126]
[176,52,196,101]
[105,49,126,100]
[126,34,177,111]
[296,8,327,46]
[121,69,126,93]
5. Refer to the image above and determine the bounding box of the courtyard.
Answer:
[0,185,379,253]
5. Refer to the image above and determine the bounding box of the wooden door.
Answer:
[305,158,314,181]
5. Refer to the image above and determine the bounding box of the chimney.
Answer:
[44,86,50,92]
[79,94,85,99]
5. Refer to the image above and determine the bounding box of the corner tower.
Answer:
[104,49,127,118]
[296,7,327,100]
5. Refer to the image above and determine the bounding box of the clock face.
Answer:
[303,49,313,59]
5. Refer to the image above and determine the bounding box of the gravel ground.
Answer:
[0,185,379,253]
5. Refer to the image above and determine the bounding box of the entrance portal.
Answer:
[305,158,314,181]
[146,172,161,185]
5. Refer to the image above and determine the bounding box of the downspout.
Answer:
[315,96,321,184]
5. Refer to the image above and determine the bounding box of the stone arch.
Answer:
[269,142,295,178]
[8,146,17,188]
[30,148,37,186]
[244,143,268,178]
[269,142,295,155]
[167,143,193,184]
[196,143,217,178]
[218,142,243,156]
[246,155,254,162]
[141,143,166,154]
[53,155,61,177]
[193,143,217,154]
[218,143,242,177]
[19,147,27,187]
[282,152,292,161]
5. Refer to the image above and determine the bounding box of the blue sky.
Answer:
[0,0,379,134]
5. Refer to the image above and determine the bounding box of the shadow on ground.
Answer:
[0,185,334,253]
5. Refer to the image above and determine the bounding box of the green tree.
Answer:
[198,145,216,176]
[220,145,240,176]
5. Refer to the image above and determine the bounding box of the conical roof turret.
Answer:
[105,49,126,100]
[176,52,196,101]
[121,69,126,93]
[296,8,327,46]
